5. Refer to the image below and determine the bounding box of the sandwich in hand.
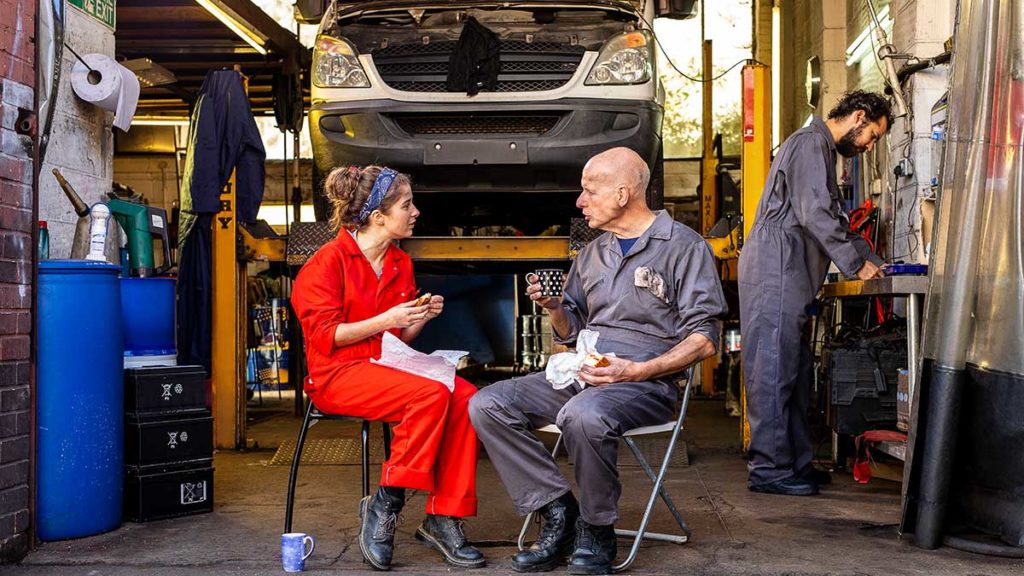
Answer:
[414,293,433,307]
[582,353,610,368]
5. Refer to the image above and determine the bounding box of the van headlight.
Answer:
[585,31,653,85]
[313,36,370,88]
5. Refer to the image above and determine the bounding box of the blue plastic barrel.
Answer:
[37,260,124,540]
[120,277,176,357]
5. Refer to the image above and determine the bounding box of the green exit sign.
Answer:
[69,0,116,30]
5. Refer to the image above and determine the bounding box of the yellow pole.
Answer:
[700,40,717,237]
[739,63,771,452]
[740,63,771,243]
[211,69,248,450]
[699,40,719,397]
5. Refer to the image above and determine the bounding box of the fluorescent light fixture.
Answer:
[133,116,191,126]
[846,5,890,66]
[122,58,177,87]
[802,114,814,128]
[195,0,269,55]
[771,2,781,150]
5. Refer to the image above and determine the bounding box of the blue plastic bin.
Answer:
[37,260,124,540]
[121,277,176,357]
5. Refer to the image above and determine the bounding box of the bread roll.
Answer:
[582,353,610,368]
[415,293,432,306]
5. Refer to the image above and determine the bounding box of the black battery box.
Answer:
[125,414,213,470]
[125,365,207,418]
[124,463,214,522]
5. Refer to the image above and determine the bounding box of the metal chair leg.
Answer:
[613,381,692,573]
[361,420,371,498]
[621,438,691,539]
[382,422,392,461]
[517,431,565,551]
[248,349,264,407]
[284,401,315,533]
[517,510,538,551]
[518,374,694,572]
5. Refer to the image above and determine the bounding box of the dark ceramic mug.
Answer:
[526,269,564,298]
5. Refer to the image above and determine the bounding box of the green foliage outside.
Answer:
[662,66,744,159]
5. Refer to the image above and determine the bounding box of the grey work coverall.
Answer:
[470,211,727,525]
[738,117,882,487]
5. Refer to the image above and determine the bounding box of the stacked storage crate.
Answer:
[123,366,214,522]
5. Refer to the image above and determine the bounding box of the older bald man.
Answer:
[470,148,727,575]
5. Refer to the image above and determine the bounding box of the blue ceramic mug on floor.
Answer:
[281,532,315,572]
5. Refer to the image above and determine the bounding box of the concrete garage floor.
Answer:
[7,399,1024,576]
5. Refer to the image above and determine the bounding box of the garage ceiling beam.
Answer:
[116,0,311,115]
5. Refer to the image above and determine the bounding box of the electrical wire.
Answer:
[635,11,767,83]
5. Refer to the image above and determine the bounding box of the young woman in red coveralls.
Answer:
[291,165,484,571]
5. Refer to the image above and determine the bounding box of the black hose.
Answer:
[944,535,1024,559]
[885,52,952,96]
[896,52,953,84]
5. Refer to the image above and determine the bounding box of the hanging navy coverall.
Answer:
[176,70,266,372]
[738,117,882,487]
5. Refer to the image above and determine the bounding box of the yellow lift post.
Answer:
[211,68,249,450]
[212,171,246,449]
[703,62,770,447]
[699,39,719,396]
[740,63,770,243]
[739,62,771,451]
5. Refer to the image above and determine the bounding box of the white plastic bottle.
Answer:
[85,203,111,261]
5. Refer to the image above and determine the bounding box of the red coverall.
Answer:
[292,230,478,518]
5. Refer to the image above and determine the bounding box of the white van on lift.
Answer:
[296,0,697,233]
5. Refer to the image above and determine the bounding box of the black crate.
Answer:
[124,463,214,522]
[828,346,905,435]
[125,415,213,469]
[125,365,207,418]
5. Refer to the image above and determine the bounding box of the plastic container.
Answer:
[37,221,49,260]
[121,277,176,357]
[124,353,177,369]
[37,260,124,540]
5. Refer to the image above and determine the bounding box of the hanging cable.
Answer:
[63,41,97,76]
[634,12,767,82]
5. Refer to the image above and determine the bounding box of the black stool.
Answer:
[284,400,392,533]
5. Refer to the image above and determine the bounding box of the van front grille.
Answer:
[372,40,585,93]
[389,113,563,136]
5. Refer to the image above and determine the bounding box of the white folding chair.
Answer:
[517,370,694,573]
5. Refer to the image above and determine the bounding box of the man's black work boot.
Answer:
[416,515,486,568]
[567,518,617,575]
[359,486,405,571]
[511,492,580,572]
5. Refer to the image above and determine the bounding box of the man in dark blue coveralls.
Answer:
[739,91,892,496]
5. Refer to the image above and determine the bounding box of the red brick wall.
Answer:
[0,0,35,563]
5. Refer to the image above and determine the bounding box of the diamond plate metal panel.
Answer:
[286,222,336,266]
[269,438,389,466]
[569,218,603,259]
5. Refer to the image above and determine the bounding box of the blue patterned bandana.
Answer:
[357,168,398,225]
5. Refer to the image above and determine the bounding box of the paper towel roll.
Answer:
[71,54,140,132]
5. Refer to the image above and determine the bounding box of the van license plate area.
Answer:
[424,141,528,165]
